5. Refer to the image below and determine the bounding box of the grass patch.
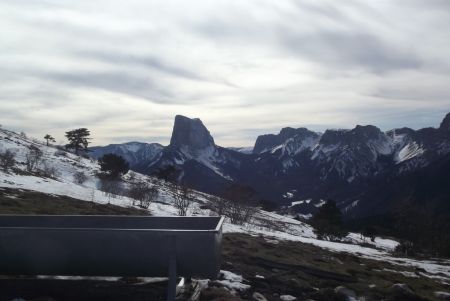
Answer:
[0,187,148,215]
[220,233,449,301]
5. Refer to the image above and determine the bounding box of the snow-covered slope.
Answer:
[1,127,449,282]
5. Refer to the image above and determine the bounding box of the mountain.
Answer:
[89,113,450,218]
[253,127,320,154]
[89,142,163,172]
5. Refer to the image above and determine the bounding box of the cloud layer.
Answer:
[1,0,449,146]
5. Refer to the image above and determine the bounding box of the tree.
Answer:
[222,184,257,225]
[310,200,348,241]
[128,181,158,208]
[99,178,125,204]
[99,153,129,178]
[173,185,192,216]
[65,128,91,154]
[0,150,16,172]
[153,165,182,183]
[73,171,88,185]
[25,145,43,172]
[44,134,56,146]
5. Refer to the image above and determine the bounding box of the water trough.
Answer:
[0,215,224,300]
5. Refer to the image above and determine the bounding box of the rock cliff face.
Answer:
[440,112,450,132]
[169,115,215,151]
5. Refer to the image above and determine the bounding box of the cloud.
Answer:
[278,30,422,74]
[0,0,449,146]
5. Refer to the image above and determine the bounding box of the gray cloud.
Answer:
[278,30,422,74]
[76,51,205,81]
[0,0,449,146]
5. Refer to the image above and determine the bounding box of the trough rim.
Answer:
[0,215,225,233]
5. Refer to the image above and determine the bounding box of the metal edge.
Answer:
[0,215,225,233]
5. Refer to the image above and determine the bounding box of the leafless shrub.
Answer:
[25,145,43,172]
[173,185,193,216]
[258,218,287,232]
[209,196,230,216]
[128,180,159,208]
[99,178,125,203]
[0,149,16,172]
[227,199,255,225]
[210,185,258,225]
[73,171,88,185]
[40,161,60,179]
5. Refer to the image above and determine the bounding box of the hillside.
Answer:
[1,127,450,300]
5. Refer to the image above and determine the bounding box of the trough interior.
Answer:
[0,215,222,231]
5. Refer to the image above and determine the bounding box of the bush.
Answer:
[73,171,88,185]
[220,184,257,225]
[99,178,125,203]
[128,181,158,208]
[173,185,192,216]
[25,145,43,172]
[40,161,60,179]
[209,195,255,225]
[394,241,416,257]
[0,149,16,172]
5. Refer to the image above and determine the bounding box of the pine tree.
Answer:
[99,153,129,178]
[310,200,348,240]
[65,128,91,154]
[44,134,56,146]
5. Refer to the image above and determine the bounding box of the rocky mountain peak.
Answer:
[253,127,319,154]
[439,112,450,132]
[169,115,215,150]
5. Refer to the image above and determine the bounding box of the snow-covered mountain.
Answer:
[86,113,450,216]
[90,141,163,171]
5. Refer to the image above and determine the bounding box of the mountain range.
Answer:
[90,113,450,218]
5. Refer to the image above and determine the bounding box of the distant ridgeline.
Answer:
[90,113,450,221]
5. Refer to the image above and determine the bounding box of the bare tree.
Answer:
[0,150,16,172]
[73,171,88,185]
[227,198,255,225]
[173,185,193,216]
[25,145,43,172]
[210,195,229,217]
[222,185,257,225]
[99,178,124,204]
[128,180,159,208]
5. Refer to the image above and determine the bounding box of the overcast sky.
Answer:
[1,0,449,147]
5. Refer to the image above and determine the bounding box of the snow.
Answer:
[280,295,297,301]
[290,199,311,206]
[314,199,326,207]
[216,270,250,292]
[284,192,294,199]
[395,142,424,163]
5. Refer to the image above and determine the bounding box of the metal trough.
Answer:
[0,215,224,300]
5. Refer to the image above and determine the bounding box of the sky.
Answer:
[0,0,449,147]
